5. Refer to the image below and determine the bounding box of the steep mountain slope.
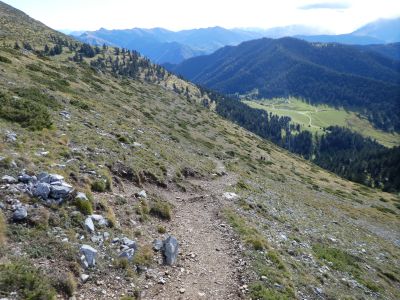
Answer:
[356,42,400,60]
[172,37,400,132]
[1,2,400,300]
[76,26,263,64]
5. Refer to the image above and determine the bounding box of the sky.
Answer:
[3,0,400,34]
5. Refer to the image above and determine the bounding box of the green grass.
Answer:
[0,92,53,130]
[244,97,400,147]
[313,244,360,274]
[250,282,290,300]
[224,209,268,250]
[0,260,57,300]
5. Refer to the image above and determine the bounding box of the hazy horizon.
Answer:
[2,0,400,34]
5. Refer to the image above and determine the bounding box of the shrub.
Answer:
[106,206,117,228]
[150,200,171,220]
[157,225,166,234]
[0,92,52,130]
[0,156,13,169]
[0,212,6,247]
[114,257,129,269]
[74,199,93,215]
[70,99,89,110]
[28,207,50,229]
[0,55,11,63]
[91,180,106,192]
[0,260,57,299]
[54,272,77,297]
[133,245,154,267]
[135,200,149,222]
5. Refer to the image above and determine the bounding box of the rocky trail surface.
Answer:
[143,167,246,300]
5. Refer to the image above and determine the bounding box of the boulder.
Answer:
[18,174,34,184]
[163,236,178,265]
[153,239,164,251]
[91,214,108,227]
[32,182,51,200]
[13,207,27,221]
[80,244,97,268]
[1,175,17,184]
[37,172,49,182]
[49,184,72,199]
[38,173,64,184]
[84,217,95,233]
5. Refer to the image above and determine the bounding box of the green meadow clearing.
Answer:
[244,97,400,147]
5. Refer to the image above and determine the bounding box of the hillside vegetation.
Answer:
[171,37,400,132]
[0,2,399,300]
[245,97,400,148]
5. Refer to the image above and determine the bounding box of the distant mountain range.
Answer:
[297,18,400,45]
[73,27,262,64]
[72,18,400,64]
[170,37,400,132]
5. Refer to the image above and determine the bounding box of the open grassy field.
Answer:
[244,97,400,147]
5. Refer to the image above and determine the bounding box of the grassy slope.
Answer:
[0,3,399,299]
[244,98,400,147]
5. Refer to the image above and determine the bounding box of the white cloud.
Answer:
[3,0,400,34]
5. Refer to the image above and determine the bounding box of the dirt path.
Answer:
[143,167,244,300]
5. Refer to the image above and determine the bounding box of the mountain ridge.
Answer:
[171,37,400,132]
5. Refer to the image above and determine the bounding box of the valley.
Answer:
[244,97,400,147]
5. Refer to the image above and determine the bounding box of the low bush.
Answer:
[150,200,172,220]
[0,211,6,247]
[0,260,57,299]
[54,272,77,297]
[0,92,52,130]
[74,199,93,215]
[133,245,154,267]
[0,55,12,63]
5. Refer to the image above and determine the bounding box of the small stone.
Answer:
[13,207,27,221]
[75,192,88,201]
[5,131,17,142]
[119,248,135,261]
[80,274,90,283]
[121,237,136,249]
[158,277,166,284]
[153,239,163,251]
[222,192,239,200]
[198,292,206,297]
[179,288,185,294]
[1,175,17,184]
[85,217,95,233]
[137,190,147,198]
